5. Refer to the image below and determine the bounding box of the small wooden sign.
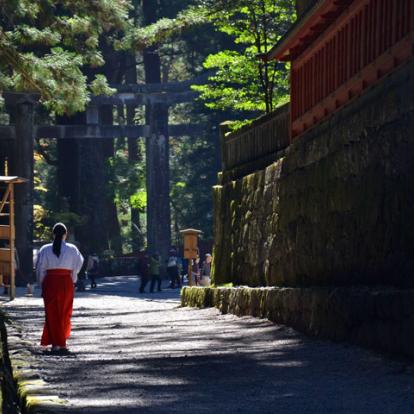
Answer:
[180,228,202,287]
[180,228,202,259]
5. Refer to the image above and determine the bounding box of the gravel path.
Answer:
[2,276,414,413]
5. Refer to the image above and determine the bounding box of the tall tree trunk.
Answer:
[7,96,37,285]
[142,0,171,261]
[99,104,122,254]
[76,138,115,254]
[125,51,144,251]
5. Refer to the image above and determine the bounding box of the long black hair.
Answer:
[52,222,67,257]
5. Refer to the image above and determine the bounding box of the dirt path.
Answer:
[2,276,414,413]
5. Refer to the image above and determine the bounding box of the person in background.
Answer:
[192,256,201,286]
[167,249,180,289]
[179,256,186,286]
[36,223,83,354]
[149,252,162,293]
[86,253,99,289]
[76,268,86,292]
[138,251,150,293]
[200,253,212,286]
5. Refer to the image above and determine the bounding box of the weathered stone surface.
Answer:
[213,60,414,288]
[0,309,68,413]
[182,286,414,358]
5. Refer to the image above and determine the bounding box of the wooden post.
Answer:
[188,260,193,287]
[9,183,15,300]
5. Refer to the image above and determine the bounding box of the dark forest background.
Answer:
[0,0,294,257]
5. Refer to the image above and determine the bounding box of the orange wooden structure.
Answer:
[266,0,414,138]
[0,176,27,300]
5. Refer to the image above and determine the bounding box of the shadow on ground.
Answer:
[2,276,414,414]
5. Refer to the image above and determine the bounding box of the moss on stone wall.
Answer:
[212,60,414,288]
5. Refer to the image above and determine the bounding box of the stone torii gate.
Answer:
[0,74,208,283]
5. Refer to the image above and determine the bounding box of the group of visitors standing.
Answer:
[138,251,162,293]
[137,249,213,292]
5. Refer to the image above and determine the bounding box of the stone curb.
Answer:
[1,312,67,413]
[181,286,414,359]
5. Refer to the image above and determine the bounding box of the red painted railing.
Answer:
[291,0,414,137]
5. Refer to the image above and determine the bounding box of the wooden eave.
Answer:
[180,228,203,235]
[265,0,353,62]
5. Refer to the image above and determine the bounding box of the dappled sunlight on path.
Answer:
[2,276,414,413]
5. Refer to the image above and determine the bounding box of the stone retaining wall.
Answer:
[213,59,414,288]
[181,286,414,358]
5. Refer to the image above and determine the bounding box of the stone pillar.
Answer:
[5,93,39,285]
[142,0,172,262]
[146,101,171,261]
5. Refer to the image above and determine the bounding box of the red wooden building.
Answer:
[266,0,414,139]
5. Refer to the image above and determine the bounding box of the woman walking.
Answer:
[36,223,84,353]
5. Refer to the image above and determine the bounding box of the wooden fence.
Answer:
[221,103,290,172]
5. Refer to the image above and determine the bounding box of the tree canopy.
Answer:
[0,0,129,113]
[1,0,295,115]
[192,0,295,114]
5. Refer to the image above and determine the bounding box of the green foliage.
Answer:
[194,51,266,112]
[90,74,117,97]
[0,0,130,114]
[227,118,255,132]
[169,116,218,241]
[108,147,145,205]
[116,6,208,51]
[12,48,88,114]
[33,146,88,241]
[108,143,146,252]
[193,0,295,114]
[130,190,147,211]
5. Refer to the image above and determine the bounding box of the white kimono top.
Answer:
[36,241,84,285]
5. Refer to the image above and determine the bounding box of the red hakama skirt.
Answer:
[41,269,74,347]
